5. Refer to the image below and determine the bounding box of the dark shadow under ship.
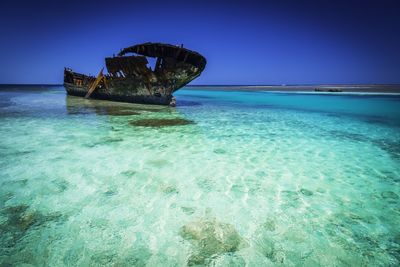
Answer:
[64,42,206,106]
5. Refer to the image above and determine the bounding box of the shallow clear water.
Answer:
[1,86,400,266]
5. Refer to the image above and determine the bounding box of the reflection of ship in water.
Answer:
[65,95,195,127]
[66,95,168,116]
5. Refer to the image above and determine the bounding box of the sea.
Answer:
[0,85,399,266]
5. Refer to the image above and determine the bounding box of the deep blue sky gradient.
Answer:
[0,0,399,84]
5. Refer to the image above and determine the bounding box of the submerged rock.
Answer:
[299,188,313,196]
[3,205,33,231]
[117,233,152,266]
[261,219,276,232]
[253,220,285,264]
[381,191,399,200]
[281,190,300,203]
[103,189,117,197]
[51,179,69,193]
[0,204,63,248]
[211,253,246,266]
[120,170,136,177]
[159,184,179,195]
[255,234,280,262]
[179,218,246,266]
[181,206,196,215]
[213,148,226,154]
[90,251,118,266]
[373,139,400,160]
[130,118,194,127]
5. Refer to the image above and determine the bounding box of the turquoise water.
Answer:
[1,86,400,266]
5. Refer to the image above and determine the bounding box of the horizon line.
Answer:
[1,83,400,87]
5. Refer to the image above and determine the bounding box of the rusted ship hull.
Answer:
[63,42,206,105]
[64,71,173,105]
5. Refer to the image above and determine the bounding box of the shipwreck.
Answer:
[64,42,206,106]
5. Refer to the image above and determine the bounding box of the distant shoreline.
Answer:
[185,84,400,93]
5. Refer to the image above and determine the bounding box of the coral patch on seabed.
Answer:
[179,217,246,266]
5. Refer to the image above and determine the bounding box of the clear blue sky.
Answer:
[0,0,399,84]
